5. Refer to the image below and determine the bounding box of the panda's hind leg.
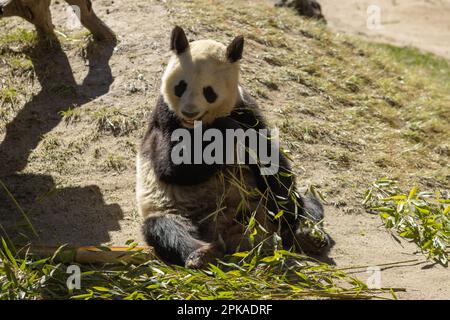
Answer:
[143,213,223,268]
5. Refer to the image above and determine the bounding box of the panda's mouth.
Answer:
[181,112,208,127]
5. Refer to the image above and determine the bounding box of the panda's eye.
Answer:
[174,80,187,97]
[203,86,217,103]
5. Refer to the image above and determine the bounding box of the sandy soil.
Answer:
[0,0,448,299]
[325,209,449,299]
[320,0,450,59]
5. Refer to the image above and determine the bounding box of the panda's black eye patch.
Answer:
[174,80,187,97]
[203,86,217,103]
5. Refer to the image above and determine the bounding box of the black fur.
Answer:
[302,195,324,222]
[141,96,222,185]
[230,91,299,218]
[142,214,202,265]
[227,92,318,247]
[170,26,189,54]
[226,36,244,62]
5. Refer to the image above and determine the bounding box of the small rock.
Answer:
[275,0,326,22]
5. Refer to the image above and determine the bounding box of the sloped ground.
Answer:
[320,0,450,60]
[0,0,448,299]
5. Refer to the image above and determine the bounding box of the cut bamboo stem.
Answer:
[20,245,156,265]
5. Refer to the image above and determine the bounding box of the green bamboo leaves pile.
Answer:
[364,179,449,266]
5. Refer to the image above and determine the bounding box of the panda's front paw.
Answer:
[185,244,222,269]
[294,223,332,256]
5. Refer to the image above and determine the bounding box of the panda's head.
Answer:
[161,26,244,128]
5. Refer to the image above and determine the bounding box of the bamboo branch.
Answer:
[20,245,156,265]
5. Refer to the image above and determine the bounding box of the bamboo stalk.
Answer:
[20,245,156,265]
[333,258,422,272]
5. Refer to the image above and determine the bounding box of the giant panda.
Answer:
[136,26,330,269]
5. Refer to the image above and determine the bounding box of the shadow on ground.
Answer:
[0,36,123,246]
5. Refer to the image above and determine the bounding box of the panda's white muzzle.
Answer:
[180,111,208,127]
[181,110,200,119]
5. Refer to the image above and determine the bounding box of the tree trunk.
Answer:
[0,0,54,36]
[65,0,115,41]
[0,0,115,41]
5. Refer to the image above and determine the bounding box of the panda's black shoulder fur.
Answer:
[231,89,268,130]
[140,96,221,185]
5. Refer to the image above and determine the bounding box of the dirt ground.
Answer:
[319,0,450,60]
[0,0,448,299]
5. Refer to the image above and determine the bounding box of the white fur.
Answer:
[135,154,171,218]
[161,39,241,127]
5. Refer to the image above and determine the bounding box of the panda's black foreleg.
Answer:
[224,102,331,255]
[292,194,332,255]
[142,214,223,268]
[301,194,324,222]
[251,155,331,255]
[244,127,330,254]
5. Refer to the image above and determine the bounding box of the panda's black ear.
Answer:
[226,36,244,63]
[171,26,189,54]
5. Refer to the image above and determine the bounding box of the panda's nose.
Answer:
[181,110,200,119]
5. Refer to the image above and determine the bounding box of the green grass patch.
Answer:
[0,29,36,46]
[376,44,450,86]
